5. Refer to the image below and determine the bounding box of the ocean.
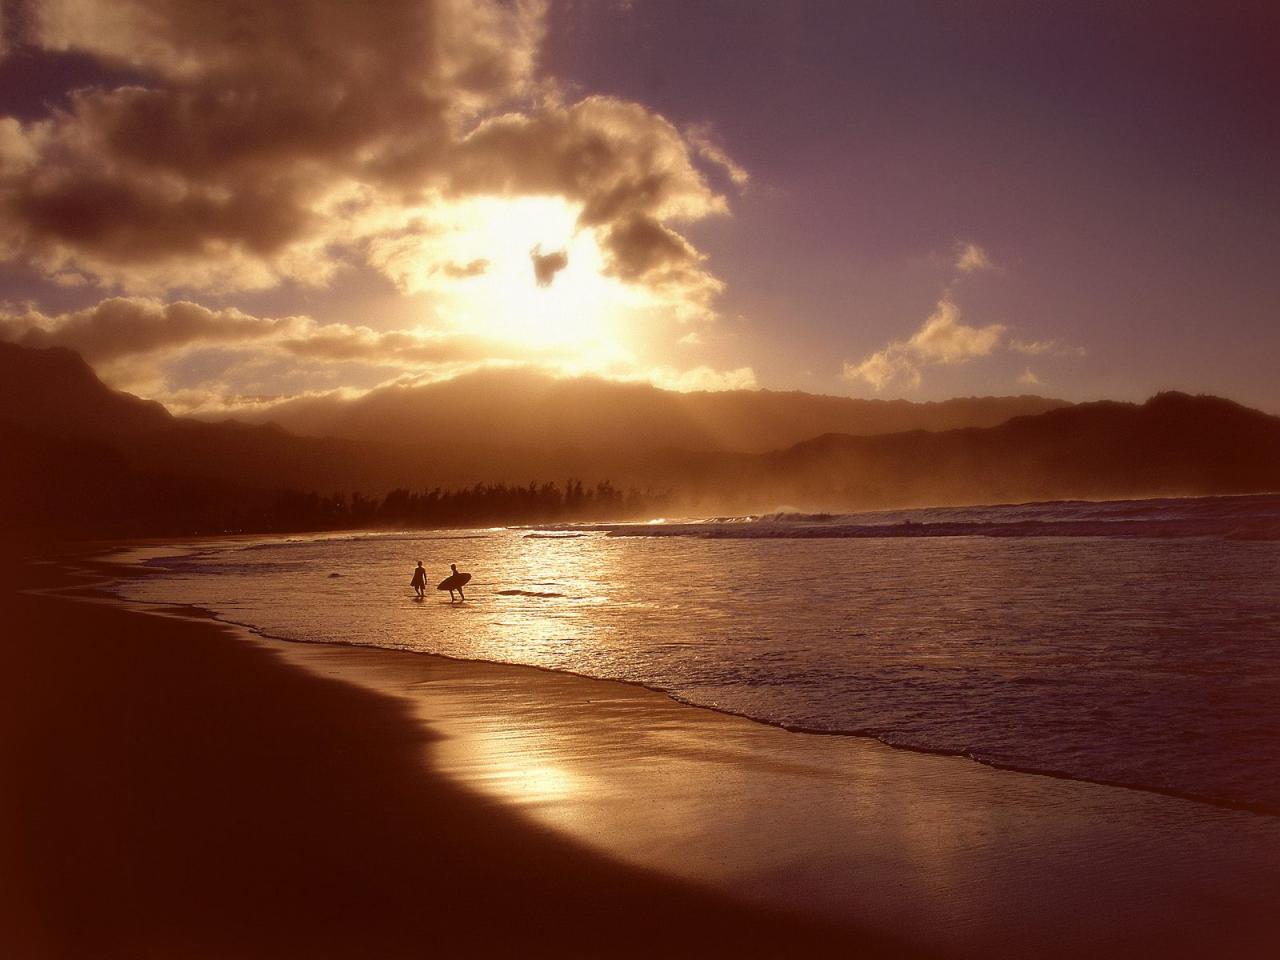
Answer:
[114,493,1280,814]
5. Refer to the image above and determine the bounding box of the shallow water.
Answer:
[117,495,1280,812]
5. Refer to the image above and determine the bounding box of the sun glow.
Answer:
[406,196,651,368]
[359,193,743,389]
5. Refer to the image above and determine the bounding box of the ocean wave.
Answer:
[115,497,1280,814]
[602,494,1280,541]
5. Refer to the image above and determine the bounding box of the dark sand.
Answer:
[0,556,908,959]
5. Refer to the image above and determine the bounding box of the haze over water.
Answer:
[120,495,1280,814]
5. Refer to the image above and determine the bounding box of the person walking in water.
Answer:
[410,560,427,599]
[440,563,470,602]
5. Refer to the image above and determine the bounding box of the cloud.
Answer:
[530,246,568,287]
[907,300,1005,362]
[448,96,729,301]
[647,365,757,392]
[0,295,753,409]
[1009,338,1087,358]
[602,214,704,285]
[0,297,303,362]
[843,299,1005,391]
[955,242,994,273]
[685,123,750,187]
[1018,367,1041,386]
[844,348,918,391]
[0,0,758,417]
[844,245,1086,392]
[0,0,535,289]
[442,258,490,278]
[0,297,528,368]
[0,0,737,322]
[0,296,541,404]
[0,118,36,186]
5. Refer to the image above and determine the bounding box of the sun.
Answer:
[409,196,649,367]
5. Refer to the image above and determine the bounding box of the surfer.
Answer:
[438,563,470,602]
[410,560,427,598]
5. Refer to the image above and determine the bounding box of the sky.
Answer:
[0,0,1277,414]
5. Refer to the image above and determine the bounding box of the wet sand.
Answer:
[4,551,1279,958]
[265,625,1280,959]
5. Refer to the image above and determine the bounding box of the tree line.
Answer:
[246,479,663,533]
[2,421,670,538]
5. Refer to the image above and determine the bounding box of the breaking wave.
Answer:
[599,494,1280,541]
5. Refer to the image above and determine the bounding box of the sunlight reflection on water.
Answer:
[122,525,1280,811]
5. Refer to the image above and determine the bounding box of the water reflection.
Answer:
[126,529,1280,811]
[416,656,1280,957]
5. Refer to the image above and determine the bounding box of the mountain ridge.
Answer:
[2,342,1278,534]
[217,366,1073,453]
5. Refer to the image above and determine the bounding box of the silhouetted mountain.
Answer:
[0,420,257,537]
[230,368,1071,453]
[744,392,1280,509]
[0,342,172,438]
[0,344,680,533]
[2,342,1278,536]
[0,342,1072,497]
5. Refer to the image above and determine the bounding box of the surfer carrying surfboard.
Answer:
[438,563,471,602]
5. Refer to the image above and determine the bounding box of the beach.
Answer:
[3,548,1279,958]
[0,552,908,959]
[5,1,1278,955]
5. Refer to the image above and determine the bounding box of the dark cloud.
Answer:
[441,258,490,278]
[0,297,300,361]
[0,0,543,288]
[12,168,315,262]
[530,246,568,287]
[0,1,734,307]
[602,214,700,284]
[0,295,566,408]
[451,97,726,286]
[0,1,751,408]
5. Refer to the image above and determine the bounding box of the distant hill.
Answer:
[230,367,1071,453]
[0,342,1074,495]
[1,342,1278,535]
[743,392,1280,509]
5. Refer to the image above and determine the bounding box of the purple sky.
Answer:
[1,1,1277,412]
[545,0,1280,407]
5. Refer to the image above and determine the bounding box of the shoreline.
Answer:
[1,550,905,959]
[6,545,1280,957]
[100,540,1280,819]
[107,588,1280,820]
[241,618,1280,959]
